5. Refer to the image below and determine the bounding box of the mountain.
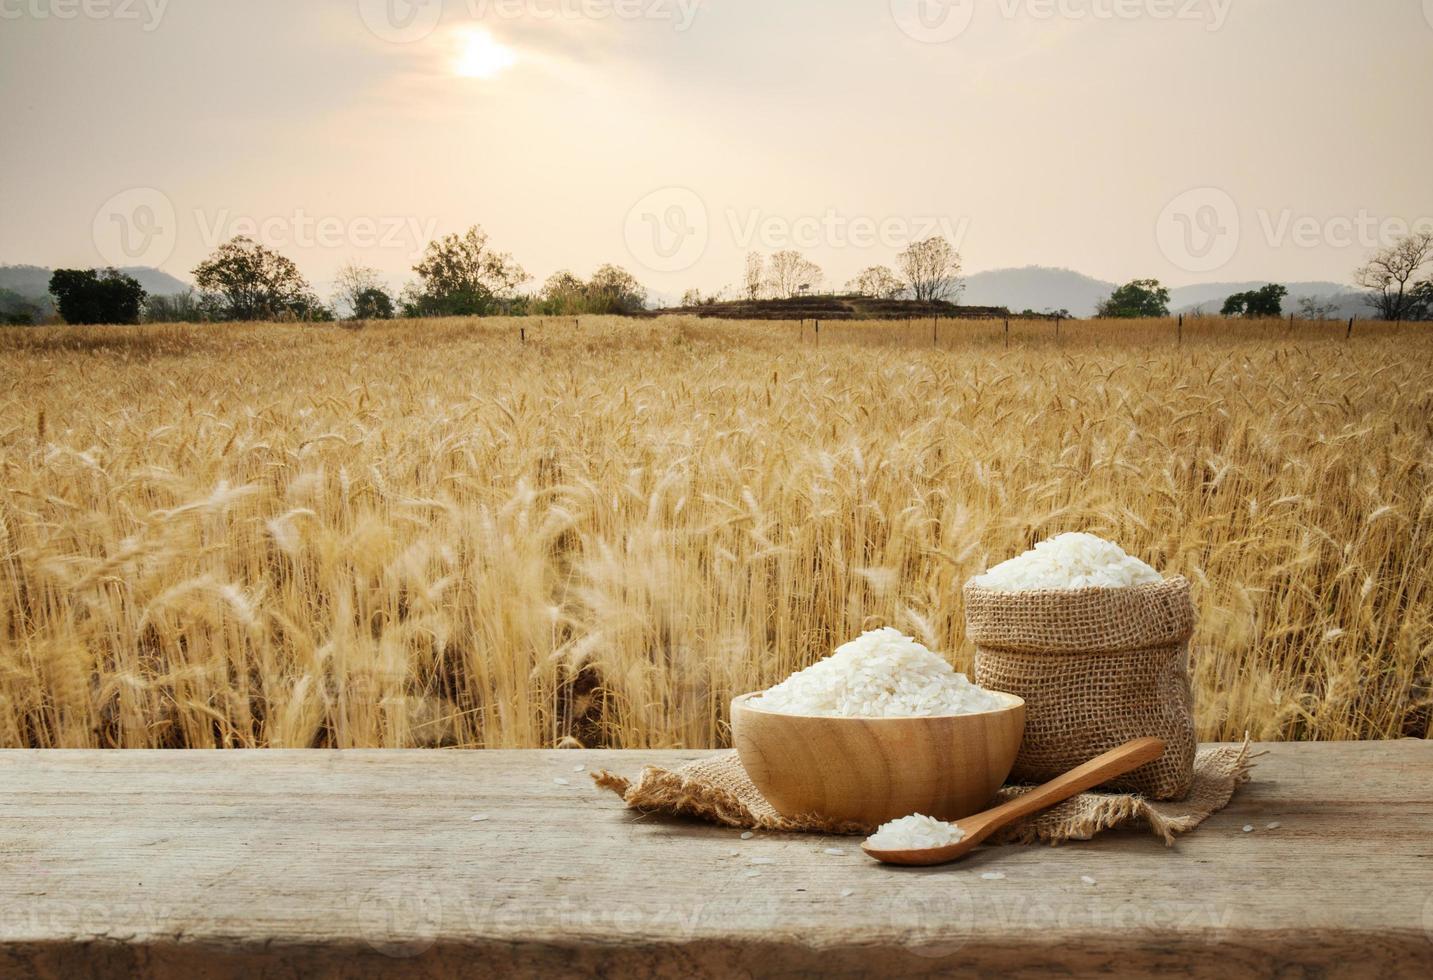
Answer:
[958,267,1372,320]
[0,264,190,300]
[961,266,1115,318]
[120,267,191,296]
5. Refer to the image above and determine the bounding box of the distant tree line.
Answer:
[1089,230,1433,321]
[19,225,1433,327]
[721,237,965,306]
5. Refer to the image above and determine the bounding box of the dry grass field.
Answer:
[1,315,1429,749]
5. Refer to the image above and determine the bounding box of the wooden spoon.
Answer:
[861,737,1167,867]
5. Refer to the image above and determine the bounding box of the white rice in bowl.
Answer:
[969,532,1161,592]
[754,628,1006,718]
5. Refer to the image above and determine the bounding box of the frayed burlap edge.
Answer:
[594,740,1253,846]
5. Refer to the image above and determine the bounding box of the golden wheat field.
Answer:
[0,315,1429,750]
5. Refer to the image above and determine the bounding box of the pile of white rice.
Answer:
[866,813,965,851]
[755,628,1005,717]
[969,532,1162,592]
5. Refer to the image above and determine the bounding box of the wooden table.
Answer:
[1,742,1429,978]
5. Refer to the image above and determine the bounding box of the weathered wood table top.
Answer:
[0,741,1429,978]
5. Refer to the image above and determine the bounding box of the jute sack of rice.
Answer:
[964,534,1197,800]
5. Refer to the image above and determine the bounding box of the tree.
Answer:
[406,226,528,317]
[48,268,146,325]
[1297,295,1342,320]
[538,270,585,314]
[144,289,204,323]
[897,237,962,303]
[846,265,904,299]
[193,237,317,321]
[536,266,646,315]
[1408,280,1433,321]
[332,262,390,320]
[744,252,765,301]
[0,287,44,325]
[1096,279,1170,318]
[352,287,395,320]
[1221,283,1287,318]
[1354,231,1433,321]
[766,250,822,298]
[585,264,647,314]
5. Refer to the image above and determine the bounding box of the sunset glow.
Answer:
[453,28,517,80]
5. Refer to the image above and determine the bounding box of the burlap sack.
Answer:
[965,576,1197,800]
[594,743,1251,844]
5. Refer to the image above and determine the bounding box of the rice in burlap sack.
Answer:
[964,576,1197,800]
[593,742,1251,844]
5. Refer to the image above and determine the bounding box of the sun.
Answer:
[452,28,517,80]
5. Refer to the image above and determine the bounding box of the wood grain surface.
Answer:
[1,741,1430,978]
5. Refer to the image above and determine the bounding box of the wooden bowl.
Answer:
[730,692,1026,827]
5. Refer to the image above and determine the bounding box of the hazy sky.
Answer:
[2,0,1431,301]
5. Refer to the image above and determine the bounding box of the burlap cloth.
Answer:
[594,742,1251,845]
[967,577,1199,800]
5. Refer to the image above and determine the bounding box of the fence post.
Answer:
[1346,316,1354,340]
[1056,316,1061,339]
[932,317,938,345]
[520,326,526,343]
[1004,318,1009,349]
[1178,313,1183,346]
